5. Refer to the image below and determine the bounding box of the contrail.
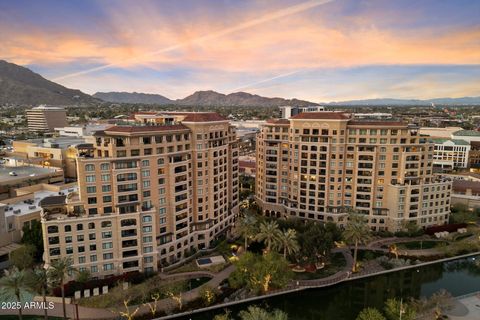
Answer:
[53,0,334,81]
[230,69,306,92]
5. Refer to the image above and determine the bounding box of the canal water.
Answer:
[173,254,480,320]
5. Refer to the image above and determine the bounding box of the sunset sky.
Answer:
[1,0,479,102]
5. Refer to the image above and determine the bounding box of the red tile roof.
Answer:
[104,124,189,133]
[239,160,256,168]
[164,112,227,122]
[452,180,480,195]
[266,119,290,125]
[291,112,350,120]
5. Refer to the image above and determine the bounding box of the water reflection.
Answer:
[175,255,480,320]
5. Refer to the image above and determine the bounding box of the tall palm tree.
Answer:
[255,221,281,252]
[238,214,258,250]
[343,213,371,272]
[28,267,50,320]
[0,268,34,320]
[274,229,300,259]
[48,257,75,320]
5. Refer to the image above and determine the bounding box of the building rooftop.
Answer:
[1,185,77,218]
[453,130,480,137]
[102,123,189,134]
[30,105,65,111]
[266,119,290,125]
[165,112,227,122]
[291,112,350,120]
[452,180,480,194]
[20,137,87,149]
[430,138,470,146]
[0,166,59,184]
[348,120,406,126]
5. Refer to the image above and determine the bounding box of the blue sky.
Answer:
[0,0,479,101]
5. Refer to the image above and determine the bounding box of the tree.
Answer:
[75,269,91,284]
[199,285,218,306]
[274,228,300,259]
[356,308,386,320]
[9,245,35,270]
[384,298,416,320]
[27,267,49,320]
[229,252,292,294]
[238,214,258,251]
[48,257,76,320]
[21,220,44,261]
[255,221,281,252]
[298,223,335,262]
[0,268,34,320]
[343,213,371,272]
[239,306,288,320]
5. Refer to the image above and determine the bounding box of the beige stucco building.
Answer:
[255,112,451,232]
[41,112,239,278]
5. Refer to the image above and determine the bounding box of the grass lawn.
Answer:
[396,240,448,250]
[293,252,346,280]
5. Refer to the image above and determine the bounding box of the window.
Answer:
[143,226,152,232]
[86,186,96,193]
[100,163,110,170]
[102,242,113,249]
[102,185,111,192]
[103,195,112,203]
[86,175,95,183]
[88,197,97,204]
[101,221,112,228]
[103,253,113,260]
[142,215,152,222]
[85,164,95,172]
[79,256,86,264]
[90,255,97,262]
[88,222,95,229]
[64,225,72,232]
[103,263,114,271]
[143,236,152,243]
[143,246,153,253]
[65,236,72,243]
[141,160,150,167]
[91,266,98,273]
[101,174,110,181]
[76,224,83,231]
[102,231,112,239]
[66,247,73,255]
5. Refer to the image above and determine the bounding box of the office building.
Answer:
[431,138,471,171]
[255,112,451,232]
[279,106,325,119]
[26,105,67,132]
[41,112,239,277]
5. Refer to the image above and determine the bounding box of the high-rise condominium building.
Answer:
[26,105,68,132]
[41,112,239,277]
[255,112,452,232]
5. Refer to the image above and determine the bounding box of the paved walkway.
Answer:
[447,293,480,320]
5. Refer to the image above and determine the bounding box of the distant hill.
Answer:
[0,60,96,106]
[93,91,172,104]
[329,97,480,106]
[94,89,317,107]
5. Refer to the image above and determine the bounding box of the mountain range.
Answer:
[0,60,96,105]
[1,59,479,106]
[93,90,317,107]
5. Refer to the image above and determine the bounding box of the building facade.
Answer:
[431,138,471,171]
[41,112,239,278]
[255,112,451,232]
[26,106,67,132]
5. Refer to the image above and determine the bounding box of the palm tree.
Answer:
[28,267,50,320]
[255,220,282,252]
[274,229,300,259]
[343,213,371,272]
[238,214,258,250]
[48,257,75,320]
[0,268,34,320]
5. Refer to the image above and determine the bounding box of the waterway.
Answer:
[173,254,480,320]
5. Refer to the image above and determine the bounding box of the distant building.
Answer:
[352,113,392,120]
[239,156,256,177]
[418,127,463,139]
[279,106,325,119]
[451,130,480,144]
[54,125,109,137]
[469,142,480,172]
[451,180,480,209]
[26,105,67,132]
[431,138,471,171]
[12,137,91,179]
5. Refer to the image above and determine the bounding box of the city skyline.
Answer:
[1,0,479,102]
